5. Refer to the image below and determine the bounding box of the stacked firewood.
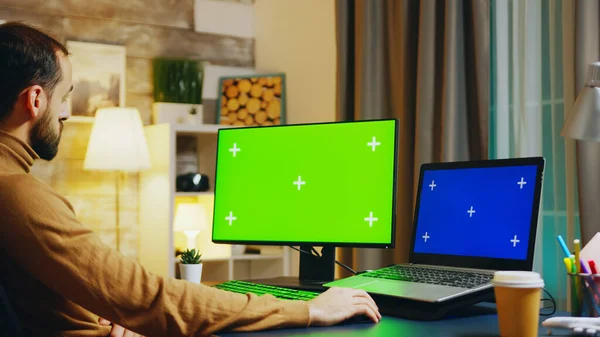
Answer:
[219,76,283,126]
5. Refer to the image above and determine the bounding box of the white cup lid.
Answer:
[492,271,545,288]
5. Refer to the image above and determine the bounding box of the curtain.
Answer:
[490,0,600,310]
[571,0,600,247]
[491,0,567,309]
[335,0,490,277]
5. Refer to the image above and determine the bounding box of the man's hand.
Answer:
[307,287,381,326]
[98,317,145,337]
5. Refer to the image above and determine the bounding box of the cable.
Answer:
[288,246,358,275]
[540,287,556,316]
[311,247,321,257]
[288,246,318,257]
[335,260,357,275]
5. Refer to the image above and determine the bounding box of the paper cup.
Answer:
[492,271,544,337]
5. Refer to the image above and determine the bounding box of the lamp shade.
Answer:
[84,108,151,171]
[561,62,600,142]
[174,203,208,232]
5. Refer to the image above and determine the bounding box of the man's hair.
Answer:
[0,22,69,121]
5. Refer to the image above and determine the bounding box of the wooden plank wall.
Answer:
[0,0,254,259]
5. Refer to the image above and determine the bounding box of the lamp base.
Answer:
[184,230,201,250]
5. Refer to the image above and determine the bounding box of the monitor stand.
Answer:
[245,245,335,292]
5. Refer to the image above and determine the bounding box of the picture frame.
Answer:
[217,73,286,126]
[66,41,126,121]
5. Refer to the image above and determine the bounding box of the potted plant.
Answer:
[179,248,203,284]
[187,106,199,125]
[151,57,204,125]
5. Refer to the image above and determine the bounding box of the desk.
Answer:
[218,304,569,337]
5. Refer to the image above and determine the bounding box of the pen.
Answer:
[558,235,571,257]
[575,239,582,273]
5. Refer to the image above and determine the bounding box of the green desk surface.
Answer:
[217,304,568,337]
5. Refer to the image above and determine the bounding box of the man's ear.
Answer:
[22,85,47,119]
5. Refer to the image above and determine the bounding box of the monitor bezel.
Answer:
[211,118,399,248]
[408,156,545,271]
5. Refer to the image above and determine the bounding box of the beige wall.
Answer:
[254,0,337,124]
[254,0,337,276]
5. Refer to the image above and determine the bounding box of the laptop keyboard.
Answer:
[362,265,493,289]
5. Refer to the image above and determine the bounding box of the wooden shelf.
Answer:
[140,123,292,281]
[173,123,238,135]
[175,191,214,197]
[201,256,231,262]
[200,254,284,262]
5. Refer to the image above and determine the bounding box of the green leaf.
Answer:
[179,248,203,264]
[152,58,203,104]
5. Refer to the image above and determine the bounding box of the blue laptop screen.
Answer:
[412,165,539,260]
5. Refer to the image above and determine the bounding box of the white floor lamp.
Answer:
[84,108,151,252]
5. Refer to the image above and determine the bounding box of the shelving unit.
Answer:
[175,192,214,197]
[138,123,291,280]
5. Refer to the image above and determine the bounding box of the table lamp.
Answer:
[561,61,600,244]
[84,108,151,252]
[562,62,600,142]
[174,203,208,249]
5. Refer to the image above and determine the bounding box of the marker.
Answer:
[589,260,600,291]
[570,255,582,311]
[580,258,590,274]
[590,260,598,275]
[564,257,573,273]
[575,239,582,273]
[557,235,571,257]
[571,255,577,274]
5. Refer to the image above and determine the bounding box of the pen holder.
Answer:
[568,273,600,317]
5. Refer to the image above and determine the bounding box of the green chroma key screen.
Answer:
[212,119,398,246]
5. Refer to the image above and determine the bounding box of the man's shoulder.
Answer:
[0,173,71,209]
[0,172,52,192]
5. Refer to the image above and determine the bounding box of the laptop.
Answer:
[324,157,545,304]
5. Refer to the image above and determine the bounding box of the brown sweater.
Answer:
[0,130,310,337]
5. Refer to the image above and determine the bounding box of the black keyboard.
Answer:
[213,280,320,301]
[362,265,494,289]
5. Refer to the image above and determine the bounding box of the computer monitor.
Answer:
[212,119,399,288]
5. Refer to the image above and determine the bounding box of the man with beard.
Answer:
[0,23,381,337]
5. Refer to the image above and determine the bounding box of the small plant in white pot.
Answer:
[179,248,203,284]
[187,106,200,125]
